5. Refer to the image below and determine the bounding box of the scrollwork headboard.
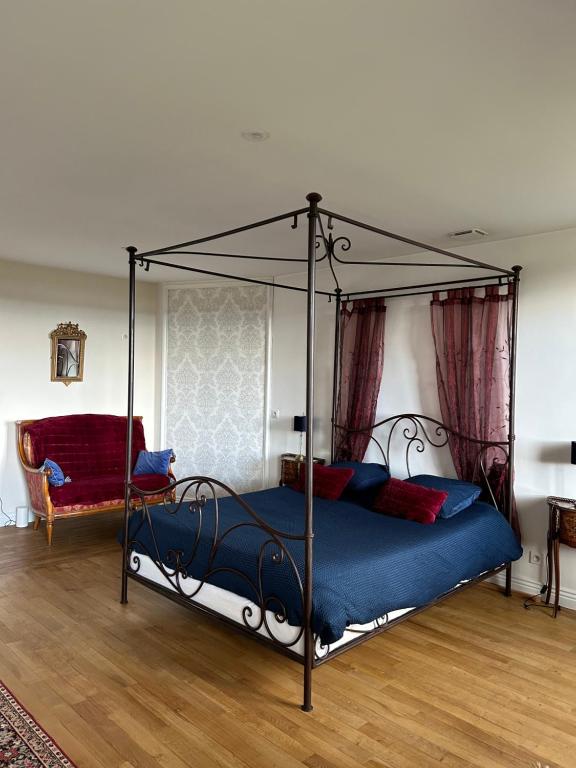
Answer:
[333,414,510,516]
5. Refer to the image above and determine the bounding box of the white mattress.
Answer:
[129,551,415,658]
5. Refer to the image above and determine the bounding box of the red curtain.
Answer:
[430,284,519,537]
[334,297,386,462]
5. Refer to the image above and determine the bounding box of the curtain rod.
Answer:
[149,249,310,263]
[323,258,492,269]
[318,208,514,277]
[136,207,309,257]
[141,257,513,301]
[344,274,510,299]
[344,281,505,302]
[142,257,335,297]
[158,249,499,270]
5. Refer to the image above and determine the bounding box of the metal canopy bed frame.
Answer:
[121,192,521,711]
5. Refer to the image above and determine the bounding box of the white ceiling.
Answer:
[1,0,576,283]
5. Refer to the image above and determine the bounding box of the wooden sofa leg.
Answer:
[33,515,41,531]
[46,519,54,546]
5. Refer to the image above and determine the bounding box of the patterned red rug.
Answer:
[0,682,76,767]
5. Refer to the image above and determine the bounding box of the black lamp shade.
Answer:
[293,415,307,433]
[572,442,576,465]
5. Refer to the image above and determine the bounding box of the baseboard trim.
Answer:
[490,571,576,611]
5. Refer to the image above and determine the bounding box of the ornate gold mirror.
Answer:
[50,323,87,385]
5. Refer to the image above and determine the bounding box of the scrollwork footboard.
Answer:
[124,476,307,655]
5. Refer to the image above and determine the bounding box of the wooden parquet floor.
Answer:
[0,513,574,768]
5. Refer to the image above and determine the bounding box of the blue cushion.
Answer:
[42,458,66,487]
[332,461,390,507]
[406,475,482,518]
[134,449,173,476]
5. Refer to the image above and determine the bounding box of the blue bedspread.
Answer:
[124,486,522,644]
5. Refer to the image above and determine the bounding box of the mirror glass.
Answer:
[56,339,80,378]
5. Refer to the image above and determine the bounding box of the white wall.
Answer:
[0,259,157,522]
[269,285,334,465]
[269,227,576,603]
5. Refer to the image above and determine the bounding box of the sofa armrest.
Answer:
[25,470,53,516]
[19,461,51,477]
[16,422,53,516]
[18,461,53,516]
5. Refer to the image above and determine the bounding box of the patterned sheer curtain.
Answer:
[334,297,386,462]
[430,284,520,537]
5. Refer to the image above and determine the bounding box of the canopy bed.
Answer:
[121,193,522,711]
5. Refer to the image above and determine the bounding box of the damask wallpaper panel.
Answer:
[164,284,269,493]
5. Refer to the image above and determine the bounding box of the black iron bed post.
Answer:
[505,265,522,596]
[330,288,343,463]
[121,246,137,604]
[303,192,321,712]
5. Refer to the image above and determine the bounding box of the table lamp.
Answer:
[293,415,307,461]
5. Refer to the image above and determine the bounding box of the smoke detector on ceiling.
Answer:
[241,129,270,142]
[447,227,489,240]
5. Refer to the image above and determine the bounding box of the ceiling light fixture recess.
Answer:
[447,227,488,240]
[241,129,270,142]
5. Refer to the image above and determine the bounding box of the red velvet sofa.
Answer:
[16,414,175,545]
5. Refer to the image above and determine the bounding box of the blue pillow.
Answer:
[332,461,390,507]
[42,458,66,487]
[133,449,173,476]
[406,475,482,518]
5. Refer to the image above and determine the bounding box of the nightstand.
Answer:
[279,453,326,487]
[524,496,576,618]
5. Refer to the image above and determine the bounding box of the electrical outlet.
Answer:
[528,550,543,566]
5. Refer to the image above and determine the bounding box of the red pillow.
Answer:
[292,464,355,501]
[372,477,448,524]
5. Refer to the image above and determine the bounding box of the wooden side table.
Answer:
[524,496,576,618]
[279,453,326,487]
